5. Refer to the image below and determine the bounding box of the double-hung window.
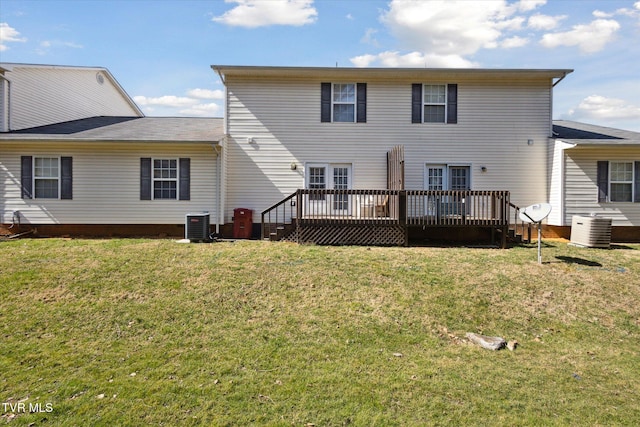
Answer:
[34,157,60,199]
[332,84,356,122]
[423,85,446,123]
[597,160,640,203]
[140,157,190,201]
[412,83,458,124]
[610,162,633,202]
[153,159,178,199]
[20,156,72,200]
[320,82,367,123]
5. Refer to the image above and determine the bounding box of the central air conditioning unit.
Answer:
[185,212,210,242]
[570,215,612,248]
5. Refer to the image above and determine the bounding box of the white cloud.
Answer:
[351,51,477,68]
[212,0,317,28]
[360,28,379,47]
[134,95,199,107]
[592,10,613,19]
[516,0,546,12]
[540,19,620,53]
[528,13,566,30]
[0,23,27,51]
[186,88,224,100]
[352,0,536,68]
[500,36,529,48]
[568,95,640,121]
[179,103,221,116]
[134,91,223,117]
[380,0,515,56]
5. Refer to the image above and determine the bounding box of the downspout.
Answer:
[213,143,222,235]
[0,73,11,132]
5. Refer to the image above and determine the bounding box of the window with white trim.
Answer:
[153,159,178,199]
[34,157,59,199]
[610,161,633,202]
[423,84,446,123]
[412,83,458,124]
[332,83,356,122]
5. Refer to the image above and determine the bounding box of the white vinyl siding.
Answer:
[2,65,141,131]
[223,74,553,222]
[563,147,640,226]
[0,143,217,225]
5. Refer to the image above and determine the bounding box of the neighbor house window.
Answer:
[140,157,190,201]
[320,82,367,123]
[610,162,633,202]
[20,156,73,200]
[597,160,640,203]
[153,159,178,199]
[34,157,60,199]
[412,83,458,124]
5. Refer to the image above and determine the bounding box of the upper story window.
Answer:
[597,160,639,203]
[321,82,366,123]
[332,84,356,122]
[412,83,458,124]
[423,85,446,123]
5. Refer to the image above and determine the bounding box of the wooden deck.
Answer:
[262,189,517,247]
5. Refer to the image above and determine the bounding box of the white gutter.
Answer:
[0,73,11,132]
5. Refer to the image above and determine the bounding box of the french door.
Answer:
[425,165,470,216]
[306,163,352,216]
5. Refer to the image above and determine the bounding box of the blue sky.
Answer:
[1,0,639,131]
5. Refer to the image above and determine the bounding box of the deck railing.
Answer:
[296,189,400,225]
[405,190,510,226]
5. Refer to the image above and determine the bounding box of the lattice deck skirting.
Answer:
[297,224,406,246]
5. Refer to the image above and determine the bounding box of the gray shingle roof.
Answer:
[553,120,640,145]
[0,116,224,143]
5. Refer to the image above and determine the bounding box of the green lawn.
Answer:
[1,238,639,426]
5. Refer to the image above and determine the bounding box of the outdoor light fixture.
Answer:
[481,166,487,172]
[527,139,534,146]
[290,162,297,170]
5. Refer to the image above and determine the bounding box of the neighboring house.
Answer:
[549,120,640,241]
[0,63,223,237]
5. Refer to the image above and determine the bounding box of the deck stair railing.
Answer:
[508,202,532,243]
[261,191,297,241]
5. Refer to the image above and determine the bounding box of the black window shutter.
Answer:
[447,84,458,124]
[635,161,640,203]
[21,156,33,199]
[179,158,190,201]
[60,157,73,199]
[140,158,152,200]
[596,161,609,203]
[321,82,331,122]
[356,83,367,123]
[411,84,422,123]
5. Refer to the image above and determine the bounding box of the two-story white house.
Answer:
[213,65,576,245]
